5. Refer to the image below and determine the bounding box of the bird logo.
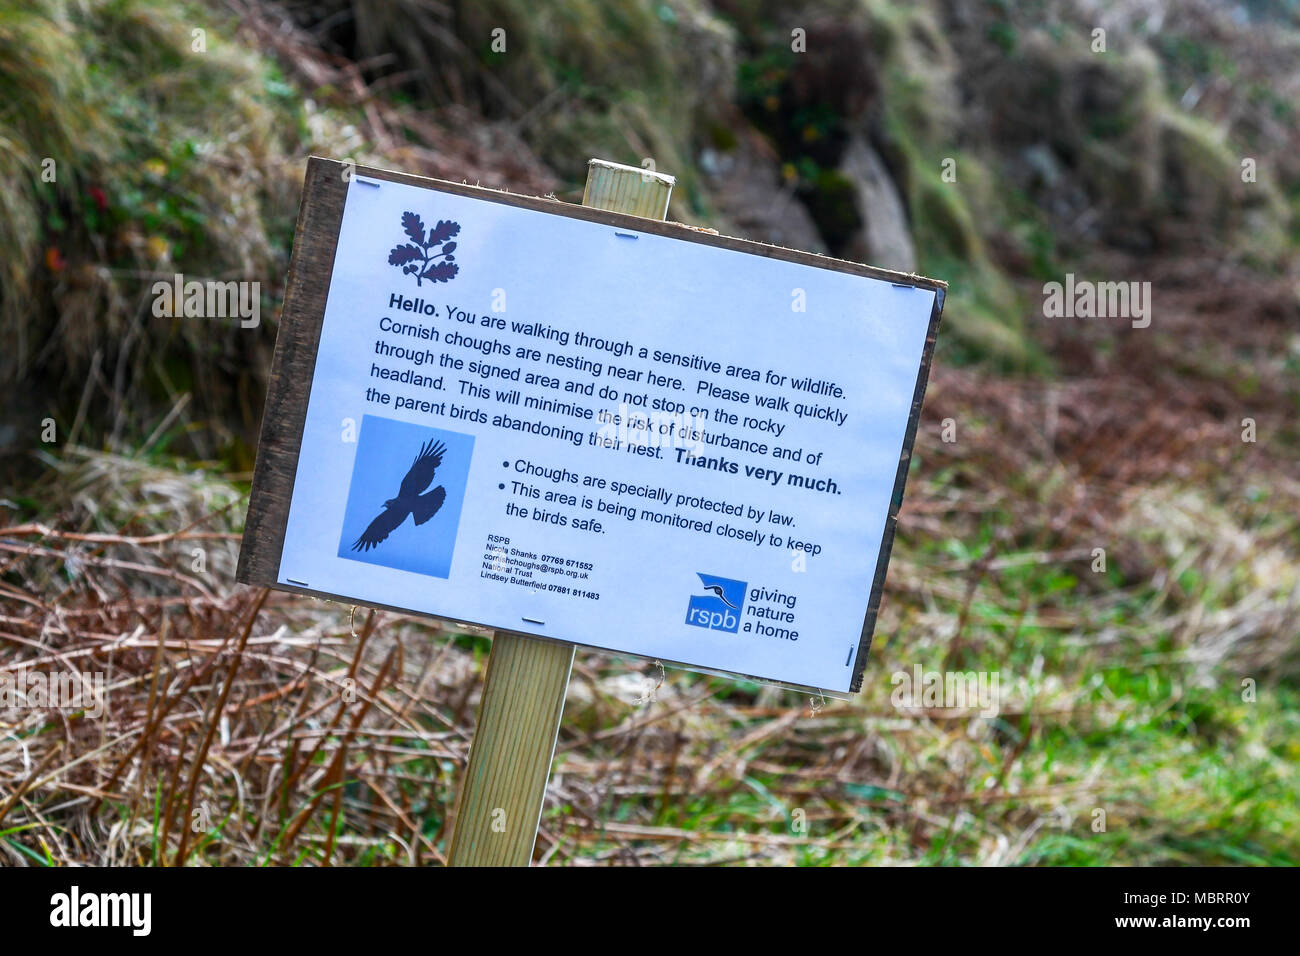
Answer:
[351,439,448,552]
[685,572,747,633]
[702,583,738,608]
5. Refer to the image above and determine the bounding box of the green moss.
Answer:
[798,168,862,254]
[987,21,1017,54]
[1157,108,1241,228]
[448,0,719,203]
[707,121,739,151]
[869,32,1040,368]
[0,0,357,454]
[933,260,1044,373]
[916,180,977,259]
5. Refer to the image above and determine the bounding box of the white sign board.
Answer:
[250,163,943,694]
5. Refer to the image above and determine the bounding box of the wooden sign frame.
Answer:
[236,156,945,695]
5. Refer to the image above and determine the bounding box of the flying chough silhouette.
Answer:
[352,439,448,552]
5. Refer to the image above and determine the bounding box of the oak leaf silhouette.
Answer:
[389,211,460,286]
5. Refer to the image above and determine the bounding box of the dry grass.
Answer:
[3,271,1297,865]
[0,450,469,865]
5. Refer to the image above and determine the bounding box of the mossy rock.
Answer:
[940,290,1042,372]
[1156,108,1243,232]
[916,180,979,260]
[797,168,863,255]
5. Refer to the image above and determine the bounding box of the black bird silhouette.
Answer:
[703,584,738,609]
[351,439,448,552]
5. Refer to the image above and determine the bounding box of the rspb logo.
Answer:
[685,572,747,633]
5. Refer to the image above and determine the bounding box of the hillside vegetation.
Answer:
[0,0,1297,865]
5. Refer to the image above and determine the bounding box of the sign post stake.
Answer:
[446,159,675,866]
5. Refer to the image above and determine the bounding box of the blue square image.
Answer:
[685,572,747,633]
[337,415,474,578]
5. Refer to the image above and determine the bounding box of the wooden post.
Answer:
[446,159,675,866]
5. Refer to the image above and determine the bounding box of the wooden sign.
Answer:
[237,157,944,696]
